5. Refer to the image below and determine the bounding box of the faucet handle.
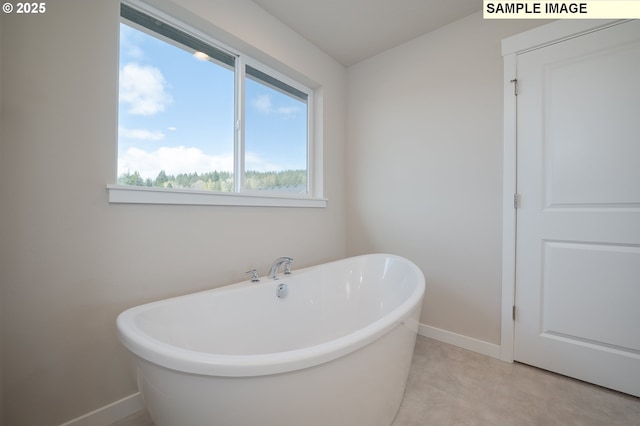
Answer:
[245,269,260,283]
[283,259,293,275]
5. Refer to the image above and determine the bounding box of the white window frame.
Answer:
[108,0,326,208]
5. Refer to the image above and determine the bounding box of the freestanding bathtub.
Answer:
[117,253,425,426]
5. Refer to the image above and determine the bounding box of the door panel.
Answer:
[545,41,640,207]
[514,20,640,397]
[542,241,640,351]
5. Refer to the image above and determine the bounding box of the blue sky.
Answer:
[118,23,307,181]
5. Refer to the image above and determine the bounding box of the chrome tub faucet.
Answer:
[269,257,293,279]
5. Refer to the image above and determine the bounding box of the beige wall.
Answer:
[0,1,554,423]
[0,0,346,424]
[346,14,546,345]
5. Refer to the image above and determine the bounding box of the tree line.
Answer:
[118,169,306,192]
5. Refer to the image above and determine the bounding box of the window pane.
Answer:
[118,22,235,191]
[244,68,308,193]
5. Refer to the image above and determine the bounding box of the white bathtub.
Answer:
[117,253,425,426]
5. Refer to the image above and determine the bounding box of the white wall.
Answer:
[346,13,546,345]
[0,0,346,424]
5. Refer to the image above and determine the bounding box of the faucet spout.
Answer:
[269,257,293,279]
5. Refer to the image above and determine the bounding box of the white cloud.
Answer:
[123,44,145,61]
[245,151,284,172]
[251,94,300,118]
[252,94,272,113]
[118,146,234,180]
[119,63,172,116]
[276,106,299,116]
[120,25,146,60]
[119,126,165,141]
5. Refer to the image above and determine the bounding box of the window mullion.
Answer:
[235,57,245,193]
[306,91,314,196]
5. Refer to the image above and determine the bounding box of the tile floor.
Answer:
[111,336,640,426]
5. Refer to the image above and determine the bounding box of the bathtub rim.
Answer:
[116,253,425,377]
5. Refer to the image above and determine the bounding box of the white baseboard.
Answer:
[59,393,144,426]
[418,323,502,359]
[62,326,502,426]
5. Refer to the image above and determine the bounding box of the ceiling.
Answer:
[251,0,481,66]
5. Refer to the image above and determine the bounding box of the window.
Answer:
[110,3,324,207]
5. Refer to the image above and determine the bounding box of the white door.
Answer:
[514,20,640,397]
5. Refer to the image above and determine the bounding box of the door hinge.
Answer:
[510,78,519,96]
[512,305,516,321]
[514,193,521,209]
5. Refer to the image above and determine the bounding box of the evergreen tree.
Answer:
[118,171,145,186]
[155,170,168,186]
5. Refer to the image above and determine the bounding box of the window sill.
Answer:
[107,185,327,208]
